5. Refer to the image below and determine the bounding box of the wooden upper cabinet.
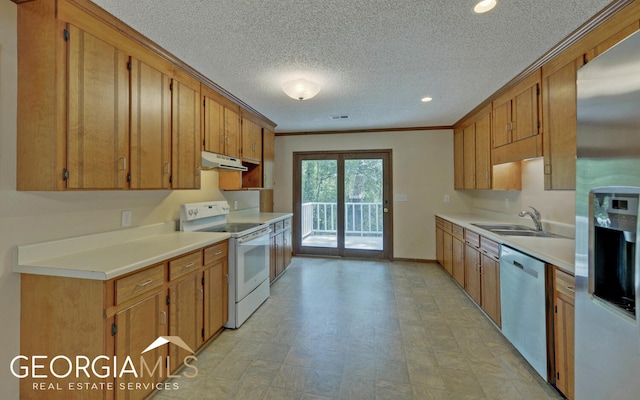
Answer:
[474,111,492,189]
[202,86,242,159]
[241,116,262,163]
[454,106,493,190]
[542,54,582,190]
[263,127,275,189]
[224,107,241,158]
[203,94,224,155]
[491,71,542,165]
[463,123,476,189]
[130,57,172,189]
[66,24,129,190]
[171,75,201,189]
[453,128,464,190]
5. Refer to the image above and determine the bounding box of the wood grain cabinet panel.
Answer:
[114,291,168,400]
[453,129,465,190]
[67,24,129,190]
[171,76,201,189]
[168,270,202,373]
[553,267,575,399]
[130,57,172,189]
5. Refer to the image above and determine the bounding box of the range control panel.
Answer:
[180,201,230,221]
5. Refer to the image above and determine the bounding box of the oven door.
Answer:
[235,230,270,301]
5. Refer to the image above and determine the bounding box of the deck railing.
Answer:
[301,202,383,238]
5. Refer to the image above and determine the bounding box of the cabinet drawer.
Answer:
[204,241,228,265]
[442,220,452,234]
[283,218,291,230]
[115,264,165,305]
[555,268,576,300]
[465,229,480,247]
[480,237,500,259]
[436,217,444,229]
[452,224,464,240]
[169,251,203,281]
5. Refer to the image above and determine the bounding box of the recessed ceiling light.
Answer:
[421,97,433,103]
[474,0,497,14]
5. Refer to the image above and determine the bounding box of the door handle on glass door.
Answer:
[383,208,389,213]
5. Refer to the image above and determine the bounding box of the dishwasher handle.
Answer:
[511,259,539,279]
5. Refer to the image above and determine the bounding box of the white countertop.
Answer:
[15,222,230,281]
[227,212,293,225]
[436,213,575,274]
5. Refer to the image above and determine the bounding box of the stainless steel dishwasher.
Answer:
[500,245,547,379]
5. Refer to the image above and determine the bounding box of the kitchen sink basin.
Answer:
[471,224,533,231]
[471,223,566,238]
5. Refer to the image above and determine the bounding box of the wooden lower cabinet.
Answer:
[115,292,168,400]
[19,241,228,400]
[270,218,292,282]
[553,267,575,399]
[203,242,229,342]
[168,270,202,373]
[480,253,501,326]
[465,243,482,304]
[435,218,445,265]
[452,236,465,287]
[462,226,501,326]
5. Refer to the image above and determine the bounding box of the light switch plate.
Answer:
[394,194,408,202]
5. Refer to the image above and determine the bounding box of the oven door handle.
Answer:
[237,229,270,244]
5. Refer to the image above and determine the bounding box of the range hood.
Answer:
[201,151,247,171]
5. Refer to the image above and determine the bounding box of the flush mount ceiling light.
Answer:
[282,78,321,101]
[421,97,433,103]
[474,0,497,13]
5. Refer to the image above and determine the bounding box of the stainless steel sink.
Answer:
[471,224,533,231]
[471,223,566,238]
[488,229,564,238]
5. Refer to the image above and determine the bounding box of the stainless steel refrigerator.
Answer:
[575,29,640,399]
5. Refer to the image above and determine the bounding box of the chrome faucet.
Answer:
[519,206,543,231]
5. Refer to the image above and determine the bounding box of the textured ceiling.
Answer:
[92,0,612,133]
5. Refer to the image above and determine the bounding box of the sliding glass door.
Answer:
[294,150,392,259]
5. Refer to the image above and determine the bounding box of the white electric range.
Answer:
[179,201,270,328]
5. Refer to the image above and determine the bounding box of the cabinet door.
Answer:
[242,117,262,163]
[480,254,501,327]
[67,24,129,189]
[263,128,275,189]
[491,100,511,148]
[452,237,465,287]
[114,292,167,400]
[542,56,581,190]
[513,83,540,142]
[554,268,575,399]
[168,272,202,373]
[465,244,481,304]
[453,129,464,190]
[283,228,292,269]
[443,232,453,276]
[203,96,224,155]
[436,227,444,266]
[463,124,476,189]
[474,112,492,189]
[171,76,201,189]
[224,107,241,158]
[270,232,277,282]
[275,231,285,276]
[130,57,172,189]
[204,259,228,340]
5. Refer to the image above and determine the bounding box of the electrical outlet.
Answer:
[121,210,132,227]
[233,201,238,210]
[504,198,510,209]
[444,195,450,203]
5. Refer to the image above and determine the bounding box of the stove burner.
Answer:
[199,223,264,233]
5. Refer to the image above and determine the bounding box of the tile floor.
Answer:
[153,257,563,400]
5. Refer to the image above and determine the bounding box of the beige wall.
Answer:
[469,158,576,228]
[0,5,225,398]
[273,131,474,260]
